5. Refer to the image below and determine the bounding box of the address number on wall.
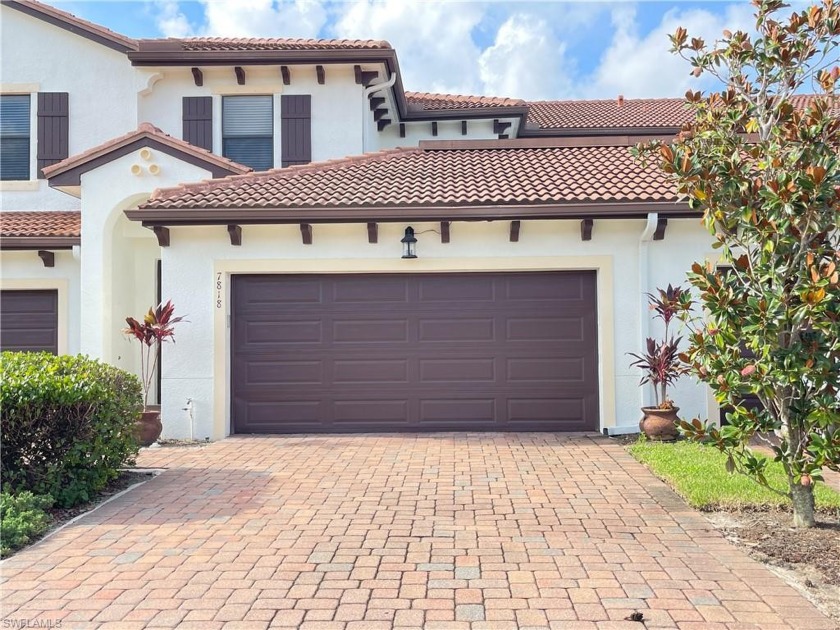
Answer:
[216,272,222,309]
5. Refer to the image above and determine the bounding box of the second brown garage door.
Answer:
[0,289,59,354]
[232,272,599,433]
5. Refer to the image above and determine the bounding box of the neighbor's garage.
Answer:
[231,272,599,433]
[0,289,58,354]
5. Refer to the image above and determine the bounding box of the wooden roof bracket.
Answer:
[440,221,451,243]
[227,224,242,246]
[367,222,378,243]
[191,67,203,86]
[152,226,170,247]
[509,220,521,242]
[37,250,55,267]
[234,66,245,85]
[300,223,313,244]
[580,218,593,241]
[653,217,668,240]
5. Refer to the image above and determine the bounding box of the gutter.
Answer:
[362,71,397,153]
[638,212,659,409]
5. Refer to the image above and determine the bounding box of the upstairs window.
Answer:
[1,95,31,180]
[222,95,273,171]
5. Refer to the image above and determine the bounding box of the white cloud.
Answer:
[584,3,756,99]
[153,0,328,39]
[478,13,577,100]
[153,0,193,38]
[333,0,486,95]
[145,0,760,101]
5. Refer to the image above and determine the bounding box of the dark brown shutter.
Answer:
[36,92,68,178]
[281,95,311,167]
[183,96,213,151]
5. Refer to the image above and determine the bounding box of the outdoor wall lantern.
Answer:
[401,226,418,259]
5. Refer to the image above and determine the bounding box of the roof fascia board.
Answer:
[126,202,695,225]
[519,125,682,137]
[0,236,80,250]
[2,0,137,52]
[47,137,243,187]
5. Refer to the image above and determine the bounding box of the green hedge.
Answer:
[0,353,142,507]
[0,491,53,557]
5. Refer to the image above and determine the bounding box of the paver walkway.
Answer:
[1,434,834,630]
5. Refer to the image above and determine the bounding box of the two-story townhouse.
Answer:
[1,0,727,440]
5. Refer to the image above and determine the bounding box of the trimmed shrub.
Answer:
[0,491,53,557]
[0,353,142,507]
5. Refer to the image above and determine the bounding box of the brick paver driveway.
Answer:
[1,434,834,629]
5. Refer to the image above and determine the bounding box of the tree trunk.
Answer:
[790,482,815,528]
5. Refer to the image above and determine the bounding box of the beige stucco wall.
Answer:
[0,6,141,211]
[157,218,715,441]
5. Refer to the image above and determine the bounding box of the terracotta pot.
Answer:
[639,406,680,441]
[136,406,162,447]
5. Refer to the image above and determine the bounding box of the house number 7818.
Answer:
[216,273,222,309]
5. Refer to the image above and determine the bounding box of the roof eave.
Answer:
[126,201,695,226]
[1,0,138,52]
[519,125,682,138]
[0,236,80,250]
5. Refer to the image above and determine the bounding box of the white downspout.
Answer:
[362,71,398,153]
[638,212,659,409]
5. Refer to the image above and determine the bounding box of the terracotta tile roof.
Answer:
[1,211,81,238]
[167,37,392,51]
[526,98,692,130]
[42,123,251,181]
[406,92,526,111]
[5,0,138,51]
[526,94,839,130]
[141,141,676,212]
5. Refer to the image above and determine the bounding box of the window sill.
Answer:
[0,180,39,191]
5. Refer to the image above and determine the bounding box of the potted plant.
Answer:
[123,300,185,446]
[629,284,688,440]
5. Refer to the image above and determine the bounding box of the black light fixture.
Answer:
[401,226,417,259]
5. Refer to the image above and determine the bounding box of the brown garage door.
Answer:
[231,272,599,433]
[0,290,58,354]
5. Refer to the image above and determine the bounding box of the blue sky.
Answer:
[50,1,764,99]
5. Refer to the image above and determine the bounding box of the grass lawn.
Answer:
[628,439,840,511]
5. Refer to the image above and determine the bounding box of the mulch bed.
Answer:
[46,470,155,529]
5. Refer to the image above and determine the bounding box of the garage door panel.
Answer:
[333,359,408,383]
[505,274,585,301]
[418,318,495,342]
[238,400,324,428]
[507,317,585,341]
[419,399,495,424]
[333,278,408,302]
[506,357,585,383]
[243,319,323,344]
[333,400,409,424]
[419,276,495,301]
[232,272,599,434]
[333,319,409,343]
[242,277,323,304]
[0,290,58,354]
[419,358,496,383]
[507,398,585,422]
[243,359,323,384]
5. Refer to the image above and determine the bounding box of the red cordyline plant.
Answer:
[123,300,185,407]
[629,285,691,408]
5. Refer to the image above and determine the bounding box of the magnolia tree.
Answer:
[634,0,840,527]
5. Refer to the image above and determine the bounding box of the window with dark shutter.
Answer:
[281,95,311,167]
[183,96,213,151]
[36,92,69,178]
[222,95,273,171]
[1,95,31,181]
